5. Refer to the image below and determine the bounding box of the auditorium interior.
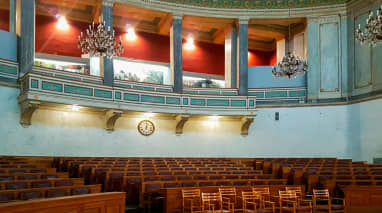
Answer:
[0,0,382,212]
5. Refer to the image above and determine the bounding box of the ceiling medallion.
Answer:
[356,5,382,47]
[78,16,124,58]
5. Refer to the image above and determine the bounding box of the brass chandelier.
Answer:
[272,21,308,79]
[356,5,382,47]
[78,16,124,58]
[272,52,308,79]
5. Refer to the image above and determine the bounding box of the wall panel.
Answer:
[319,19,340,95]
[354,12,372,89]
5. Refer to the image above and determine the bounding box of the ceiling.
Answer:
[0,0,306,51]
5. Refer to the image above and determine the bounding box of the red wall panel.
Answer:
[269,50,277,66]
[0,9,9,32]
[248,49,275,67]
[34,15,276,76]
[35,15,89,57]
[114,28,170,64]
[183,40,225,76]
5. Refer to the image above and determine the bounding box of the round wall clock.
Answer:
[137,120,155,136]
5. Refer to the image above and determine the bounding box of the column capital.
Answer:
[238,17,249,24]
[172,13,183,20]
[102,0,114,7]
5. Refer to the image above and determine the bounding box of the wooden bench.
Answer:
[0,178,84,190]
[0,184,101,202]
[0,192,125,213]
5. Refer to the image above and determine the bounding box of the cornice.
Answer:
[117,0,349,19]
[103,0,115,7]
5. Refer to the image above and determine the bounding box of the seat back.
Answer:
[201,192,222,212]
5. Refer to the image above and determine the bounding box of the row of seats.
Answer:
[0,156,101,203]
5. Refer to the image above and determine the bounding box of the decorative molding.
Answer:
[148,0,350,9]
[175,114,189,135]
[20,72,256,116]
[105,110,123,132]
[238,16,249,24]
[241,116,255,136]
[117,0,349,19]
[172,13,183,20]
[19,100,40,127]
[103,0,115,7]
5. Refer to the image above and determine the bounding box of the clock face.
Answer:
[138,120,155,136]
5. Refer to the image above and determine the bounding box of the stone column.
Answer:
[225,27,237,88]
[102,0,114,85]
[16,0,35,75]
[9,0,16,33]
[237,17,249,95]
[170,14,183,93]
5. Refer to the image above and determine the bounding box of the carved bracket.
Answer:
[241,116,255,136]
[175,114,189,135]
[105,110,123,132]
[19,101,40,127]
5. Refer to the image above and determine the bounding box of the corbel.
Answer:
[241,116,255,136]
[19,100,40,127]
[105,110,123,132]
[175,114,189,135]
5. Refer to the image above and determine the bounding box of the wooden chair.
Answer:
[279,191,312,213]
[312,189,345,213]
[242,191,275,213]
[219,187,239,212]
[201,192,233,213]
[182,189,202,213]
[286,186,305,201]
[252,187,271,207]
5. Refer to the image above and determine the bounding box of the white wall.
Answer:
[349,99,382,163]
[0,86,357,159]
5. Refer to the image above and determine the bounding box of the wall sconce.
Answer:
[184,36,195,50]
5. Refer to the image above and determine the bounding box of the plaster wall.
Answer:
[0,86,354,159]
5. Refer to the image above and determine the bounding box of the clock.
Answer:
[138,120,155,136]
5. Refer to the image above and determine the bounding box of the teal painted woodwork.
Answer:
[265,91,288,98]
[166,97,181,105]
[249,92,264,98]
[320,22,340,92]
[64,85,93,96]
[42,81,62,92]
[158,0,349,9]
[191,99,205,106]
[222,92,237,95]
[0,64,17,75]
[207,99,229,106]
[31,80,39,89]
[199,91,220,95]
[231,100,246,107]
[133,85,155,91]
[249,100,255,107]
[307,18,320,100]
[184,90,198,94]
[141,95,165,104]
[55,74,81,81]
[289,90,306,97]
[157,88,172,92]
[115,92,121,100]
[83,79,103,84]
[114,84,132,88]
[94,89,112,99]
[372,43,382,90]
[355,12,372,88]
[183,98,189,105]
[124,93,139,101]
